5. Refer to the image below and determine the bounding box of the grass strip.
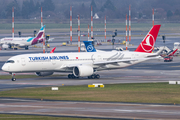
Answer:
[0,75,39,80]
[0,114,98,120]
[0,23,180,31]
[0,83,180,104]
[0,75,65,80]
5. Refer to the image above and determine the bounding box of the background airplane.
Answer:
[2,25,161,81]
[0,25,45,50]
[50,47,56,53]
[163,48,178,62]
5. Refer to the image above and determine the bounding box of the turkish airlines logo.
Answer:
[140,34,155,52]
[87,45,94,52]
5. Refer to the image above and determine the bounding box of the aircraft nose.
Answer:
[2,64,8,71]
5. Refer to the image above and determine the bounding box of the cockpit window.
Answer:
[6,60,15,63]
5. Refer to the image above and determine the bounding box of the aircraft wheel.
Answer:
[95,74,100,79]
[88,76,91,79]
[72,74,75,79]
[91,75,95,79]
[25,46,29,50]
[12,78,16,81]
[68,74,72,79]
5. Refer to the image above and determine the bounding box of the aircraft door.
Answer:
[21,58,26,66]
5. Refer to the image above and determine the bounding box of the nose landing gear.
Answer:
[11,73,16,81]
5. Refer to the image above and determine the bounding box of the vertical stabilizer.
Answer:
[35,25,45,42]
[83,41,96,52]
[50,47,56,53]
[29,25,45,45]
[168,49,178,56]
[135,25,161,53]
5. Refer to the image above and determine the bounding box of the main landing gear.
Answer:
[25,46,29,50]
[68,74,100,79]
[67,74,100,79]
[11,73,16,81]
[68,74,79,79]
[88,74,100,79]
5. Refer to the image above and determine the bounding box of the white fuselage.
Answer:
[2,51,154,73]
[0,37,32,47]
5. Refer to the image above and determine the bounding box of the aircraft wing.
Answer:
[60,56,161,68]
[60,59,137,68]
[94,56,161,65]
[154,47,164,55]
[10,41,25,47]
[93,59,138,65]
[60,62,92,68]
[6,40,18,45]
[48,38,54,41]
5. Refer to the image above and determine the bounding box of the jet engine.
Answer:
[35,72,54,76]
[73,65,93,77]
[2,44,9,49]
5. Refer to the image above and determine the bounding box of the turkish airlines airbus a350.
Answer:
[2,25,161,81]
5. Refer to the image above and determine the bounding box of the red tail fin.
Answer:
[168,49,178,56]
[50,47,56,53]
[135,25,161,53]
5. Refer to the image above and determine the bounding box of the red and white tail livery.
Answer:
[135,25,161,53]
[50,47,56,53]
[167,49,178,56]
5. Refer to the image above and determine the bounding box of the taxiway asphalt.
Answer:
[0,98,180,119]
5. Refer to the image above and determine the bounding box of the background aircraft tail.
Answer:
[135,25,161,53]
[83,41,96,52]
[30,25,45,45]
[36,25,45,43]
[167,49,178,56]
[50,47,56,53]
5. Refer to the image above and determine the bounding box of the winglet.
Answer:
[83,41,96,52]
[135,25,161,53]
[50,47,56,53]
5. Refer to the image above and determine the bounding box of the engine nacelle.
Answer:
[73,65,93,77]
[2,44,9,49]
[35,72,54,76]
